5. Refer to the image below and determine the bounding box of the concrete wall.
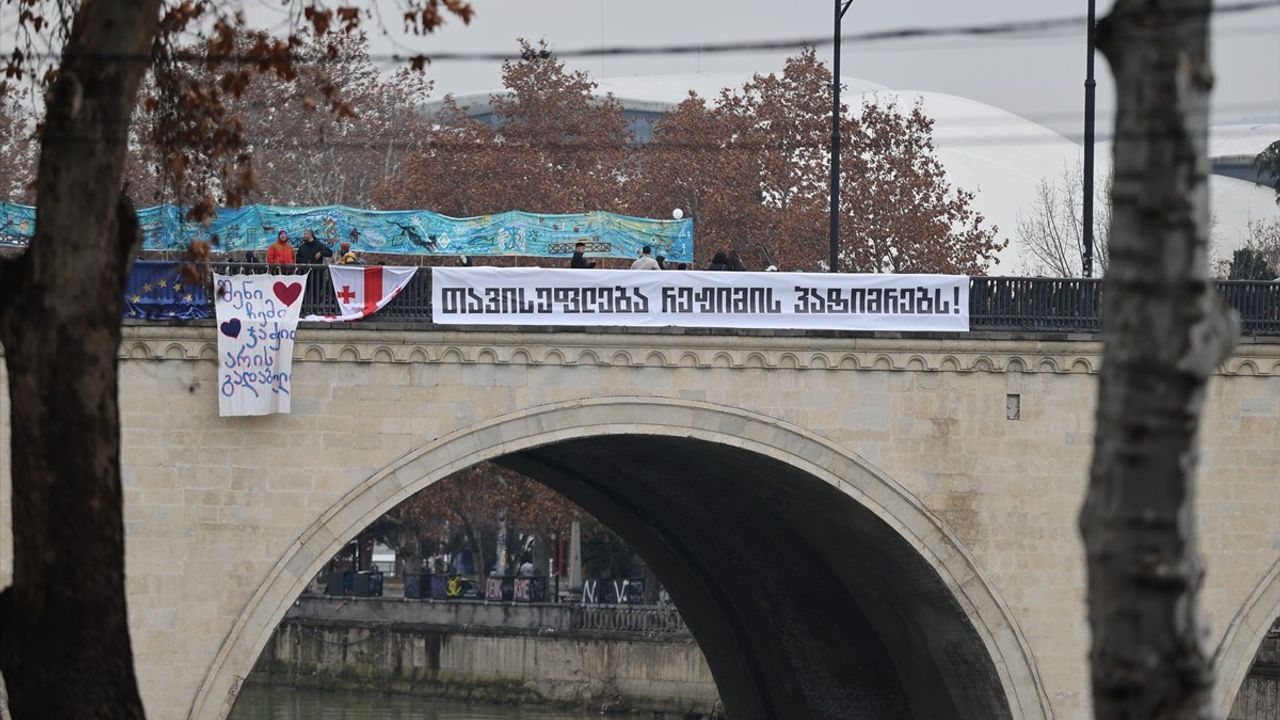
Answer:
[0,324,1276,720]
[249,598,718,714]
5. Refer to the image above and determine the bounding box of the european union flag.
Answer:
[125,261,210,320]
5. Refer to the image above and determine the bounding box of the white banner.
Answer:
[431,267,968,332]
[304,265,417,322]
[214,273,308,417]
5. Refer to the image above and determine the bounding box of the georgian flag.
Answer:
[305,265,417,322]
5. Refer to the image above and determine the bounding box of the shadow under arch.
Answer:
[1215,559,1280,716]
[188,397,1052,720]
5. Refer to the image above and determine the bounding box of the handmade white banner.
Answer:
[304,265,416,322]
[214,273,308,417]
[431,267,968,332]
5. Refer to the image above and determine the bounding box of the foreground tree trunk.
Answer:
[1082,1,1237,718]
[0,0,160,717]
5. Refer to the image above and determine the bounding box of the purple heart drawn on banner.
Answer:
[220,319,241,338]
[273,281,303,306]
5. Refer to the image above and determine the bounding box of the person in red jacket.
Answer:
[266,230,295,265]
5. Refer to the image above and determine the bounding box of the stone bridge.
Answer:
[1,322,1277,720]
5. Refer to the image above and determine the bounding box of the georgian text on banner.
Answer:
[214,273,307,416]
[431,267,968,332]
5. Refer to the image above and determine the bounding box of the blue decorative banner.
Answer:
[125,261,211,321]
[0,202,694,263]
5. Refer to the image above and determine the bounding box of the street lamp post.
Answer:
[1082,0,1097,277]
[830,0,854,273]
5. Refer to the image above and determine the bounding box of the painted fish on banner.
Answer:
[0,202,694,262]
[431,267,969,332]
[214,273,308,416]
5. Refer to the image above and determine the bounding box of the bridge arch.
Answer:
[1215,559,1280,716]
[188,397,1052,720]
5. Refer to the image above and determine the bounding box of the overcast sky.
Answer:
[325,0,1280,140]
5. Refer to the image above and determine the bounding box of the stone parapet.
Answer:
[114,321,1280,376]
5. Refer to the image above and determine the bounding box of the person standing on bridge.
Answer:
[336,242,362,265]
[266,230,295,265]
[630,245,660,270]
[570,241,596,268]
[296,229,333,265]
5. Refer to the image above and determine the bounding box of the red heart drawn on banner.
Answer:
[273,281,303,306]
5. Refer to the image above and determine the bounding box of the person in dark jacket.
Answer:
[569,241,596,268]
[296,229,334,265]
[707,251,729,271]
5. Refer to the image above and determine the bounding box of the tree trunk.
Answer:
[0,0,160,717]
[384,515,422,578]
[461,521,485,577]
[494,507,508,576]
[1082,2,1236,719]
[568,519,583,590]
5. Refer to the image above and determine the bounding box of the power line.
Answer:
[390,0,1280,64]
[825,23,1280,54]
[2,0,1277,65]
[26,125,1280,152]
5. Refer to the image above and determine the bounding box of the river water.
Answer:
[229,685,599,720]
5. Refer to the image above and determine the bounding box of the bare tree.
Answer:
[0,91,37,205]
[1016,163,1112,277]
[123,31,435,209]
[1081,1,1238,719]
[1213,216,1280,279]
[220,32,436,208]
[1238,216,1280,273]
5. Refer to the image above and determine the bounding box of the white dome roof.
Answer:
[880,89,1082,270]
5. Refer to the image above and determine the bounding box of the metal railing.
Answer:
[969,277,1102,332]
[207,262,435,320]
[570,604,691,637]
[129,261,1280,336]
